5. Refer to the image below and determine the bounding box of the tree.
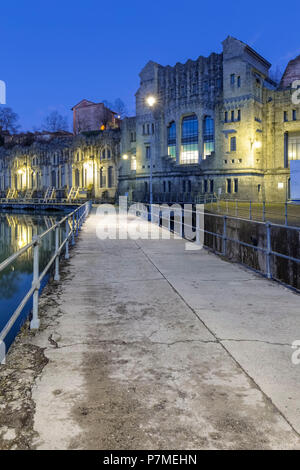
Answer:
[42,110,69,132]
[0,107,20,133]
[103,98,128,119]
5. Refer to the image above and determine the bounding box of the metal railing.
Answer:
[207,198,300,226]
[0,201,92,344]
[134,202,300,288]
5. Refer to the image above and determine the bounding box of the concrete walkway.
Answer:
[28,209,300,449]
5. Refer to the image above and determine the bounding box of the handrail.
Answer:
[0,201,92,343]
[134,201,300,286]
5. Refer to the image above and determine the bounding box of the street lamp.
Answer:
[146,95,156,107]
[145,95,157,219]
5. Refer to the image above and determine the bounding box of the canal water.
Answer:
[0,211,68,352]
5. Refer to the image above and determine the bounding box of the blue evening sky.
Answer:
[1,0,299,131]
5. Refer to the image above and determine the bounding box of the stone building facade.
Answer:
[1,36,300,203]
[119,36,300,202]
[0,130,120,201]
[72,99,120,135]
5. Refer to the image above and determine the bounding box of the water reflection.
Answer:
[0,211,67,350]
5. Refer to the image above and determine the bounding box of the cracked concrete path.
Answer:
[9,209,300,449]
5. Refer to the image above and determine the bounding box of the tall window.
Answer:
[100,167,106,188]
[167,121,176,159]
[145,146,151,159]
[230,136,237,152]
[288,133,300,160]
[180,115,199,164]
[203,116,215,159]
[108,166,113,188]
[227,179,232,193]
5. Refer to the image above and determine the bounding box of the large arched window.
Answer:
[203,116,215,159]
[167,122,176,159]
[180,115,198,164]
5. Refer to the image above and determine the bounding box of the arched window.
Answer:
[51,170,56,187]
[107,148,111,159]
[101,148,106,159]
[167,122,176,159]
[180,115,198,164]
[203,116,215,159]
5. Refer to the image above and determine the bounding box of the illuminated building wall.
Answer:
[0,130,120,201]
[119,36,300,202]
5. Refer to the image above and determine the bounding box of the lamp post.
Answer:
[145,95,156,219]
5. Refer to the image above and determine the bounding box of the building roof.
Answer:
[280,55,300,88]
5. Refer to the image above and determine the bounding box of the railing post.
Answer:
[222,216,227,256]
[72,213,75,245]
[65,219,70,259]
[266,222,272,279]
[30,236,40,329]
[262,201,266,222]
[54,226,60,281]
[249,200,252,220]
[196,210,200,244]
[76,211,79,237]
[285,201,288,226]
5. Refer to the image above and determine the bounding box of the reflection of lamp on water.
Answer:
[17,228,29,248]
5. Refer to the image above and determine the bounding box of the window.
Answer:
[227,179,232,193]
[237,76,241,88]
[204,180,208,193]
[168,181,171,192]
[101,148,106,159]
[230,136,237,152]
[180,115,199,164]
[203,116,215,159]
[163,181,166,192]
[237,110,241,121]
[182,180,186,192]
[130,132,136,142]
[145,146,151,159]
[225,111,228,123]
[192,83,198,94]
[284,111,288,122]
[230,74,235,85]
[131,158,136,171]
[152,123,155,134]
[293,110,297,121]
[210,180,214,193]
[288,132,300,160]
[100,168,105,188]
[108,166,113,188]
[107,148,111,159]
[188,180,191,192]
[231,110,235,122]
[167,121,176,159]
[258,184,261,193]
[234,178,238,193]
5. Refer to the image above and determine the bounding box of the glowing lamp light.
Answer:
[17,169,24,175]
[146,96,156,107]
[122,154,129,160]
[254,140,262,149]
[278,182,284,189]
